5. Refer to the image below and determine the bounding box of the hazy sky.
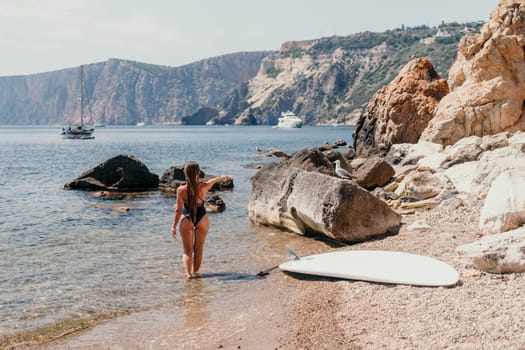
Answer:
[0,0,498,76]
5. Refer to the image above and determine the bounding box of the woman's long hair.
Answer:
[184,161,201,225]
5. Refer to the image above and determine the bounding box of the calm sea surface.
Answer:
[0,125,354,341]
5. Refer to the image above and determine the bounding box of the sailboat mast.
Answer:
[80,65,84,127]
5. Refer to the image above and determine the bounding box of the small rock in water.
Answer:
[334,139,347,147]
[206,195,225,212]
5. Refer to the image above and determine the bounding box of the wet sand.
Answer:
[42,288,285,349]
[40,261,301,350]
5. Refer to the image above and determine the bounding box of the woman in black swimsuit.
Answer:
[171,161,232,279]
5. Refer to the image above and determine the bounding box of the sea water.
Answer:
[0,125,353,342]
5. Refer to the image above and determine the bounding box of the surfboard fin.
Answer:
[285,245,301,261]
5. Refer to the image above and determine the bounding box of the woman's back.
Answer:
[179,182,207,206]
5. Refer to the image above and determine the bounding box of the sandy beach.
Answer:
[31,191,525,350]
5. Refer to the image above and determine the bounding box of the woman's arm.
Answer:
[172,186,184,238]
[202,175,232,191]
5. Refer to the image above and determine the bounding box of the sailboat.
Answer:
[61,65,95,139]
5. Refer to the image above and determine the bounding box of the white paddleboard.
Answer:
[279,250,459,287]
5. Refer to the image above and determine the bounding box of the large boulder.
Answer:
[387,132,525,199]
[350,157,395,190]
[248,163,401,242]
[456,227,525,273]
[285,147,338,175]
[417,134,509,170]
[445,143,525,198]
[271,147,352,178]
[442,162,479,194]
[353,58,448,157]
[159,165,190,190]
[479,170,525,234]
[385,142,443,168]
[64,154,159,191]
[421,0,525,145]
[394,170,452,201]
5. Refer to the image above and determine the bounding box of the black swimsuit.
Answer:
[183,203,207,225]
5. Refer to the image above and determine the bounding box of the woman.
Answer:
[171,161,231,279]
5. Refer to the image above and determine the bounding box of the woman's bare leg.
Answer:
[179,218,195,279]
[192,215,209,274]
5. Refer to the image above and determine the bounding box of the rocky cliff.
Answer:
[219,22,482,126]
[421,0,525,145]
[0,52,268,125]
[0,22,483,126]
[353,58,449,157]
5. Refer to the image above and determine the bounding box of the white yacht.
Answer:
[276,111,303,128]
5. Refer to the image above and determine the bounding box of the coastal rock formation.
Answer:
[279,147,357,180]
[421,0,525,145]
[479,170,525,234]
[233,110,259,126]
[416,133,510,171]
[206,195,226,213]
[180,107,219,125]
[381,125,525,275]
[0,53,268,125]
[64,154,159,191]
[159,165,234,192]
[385,142,443,167]
[0,22,482,126]
[393,171,451,201]
[353,58,449,157]
[385,131,525,208]
[417,136,484,170]
[248,147,403,242]
[444,142,525,198]
[159,165,202,191]
[456,227,525,273]
[226,22,480,126]
[350,157,395,190]
[284,148,339,176]
[249,163,401,242]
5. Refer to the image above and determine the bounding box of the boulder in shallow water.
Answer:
[159,165,234,193]
[206,195,226,213]
[285,148,336,175]
[248,163,401,242]
[159,165,202,192]
[64,154,159,191]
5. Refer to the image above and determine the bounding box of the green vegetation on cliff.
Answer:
[0,21,483,126]
[271,22,483,119]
